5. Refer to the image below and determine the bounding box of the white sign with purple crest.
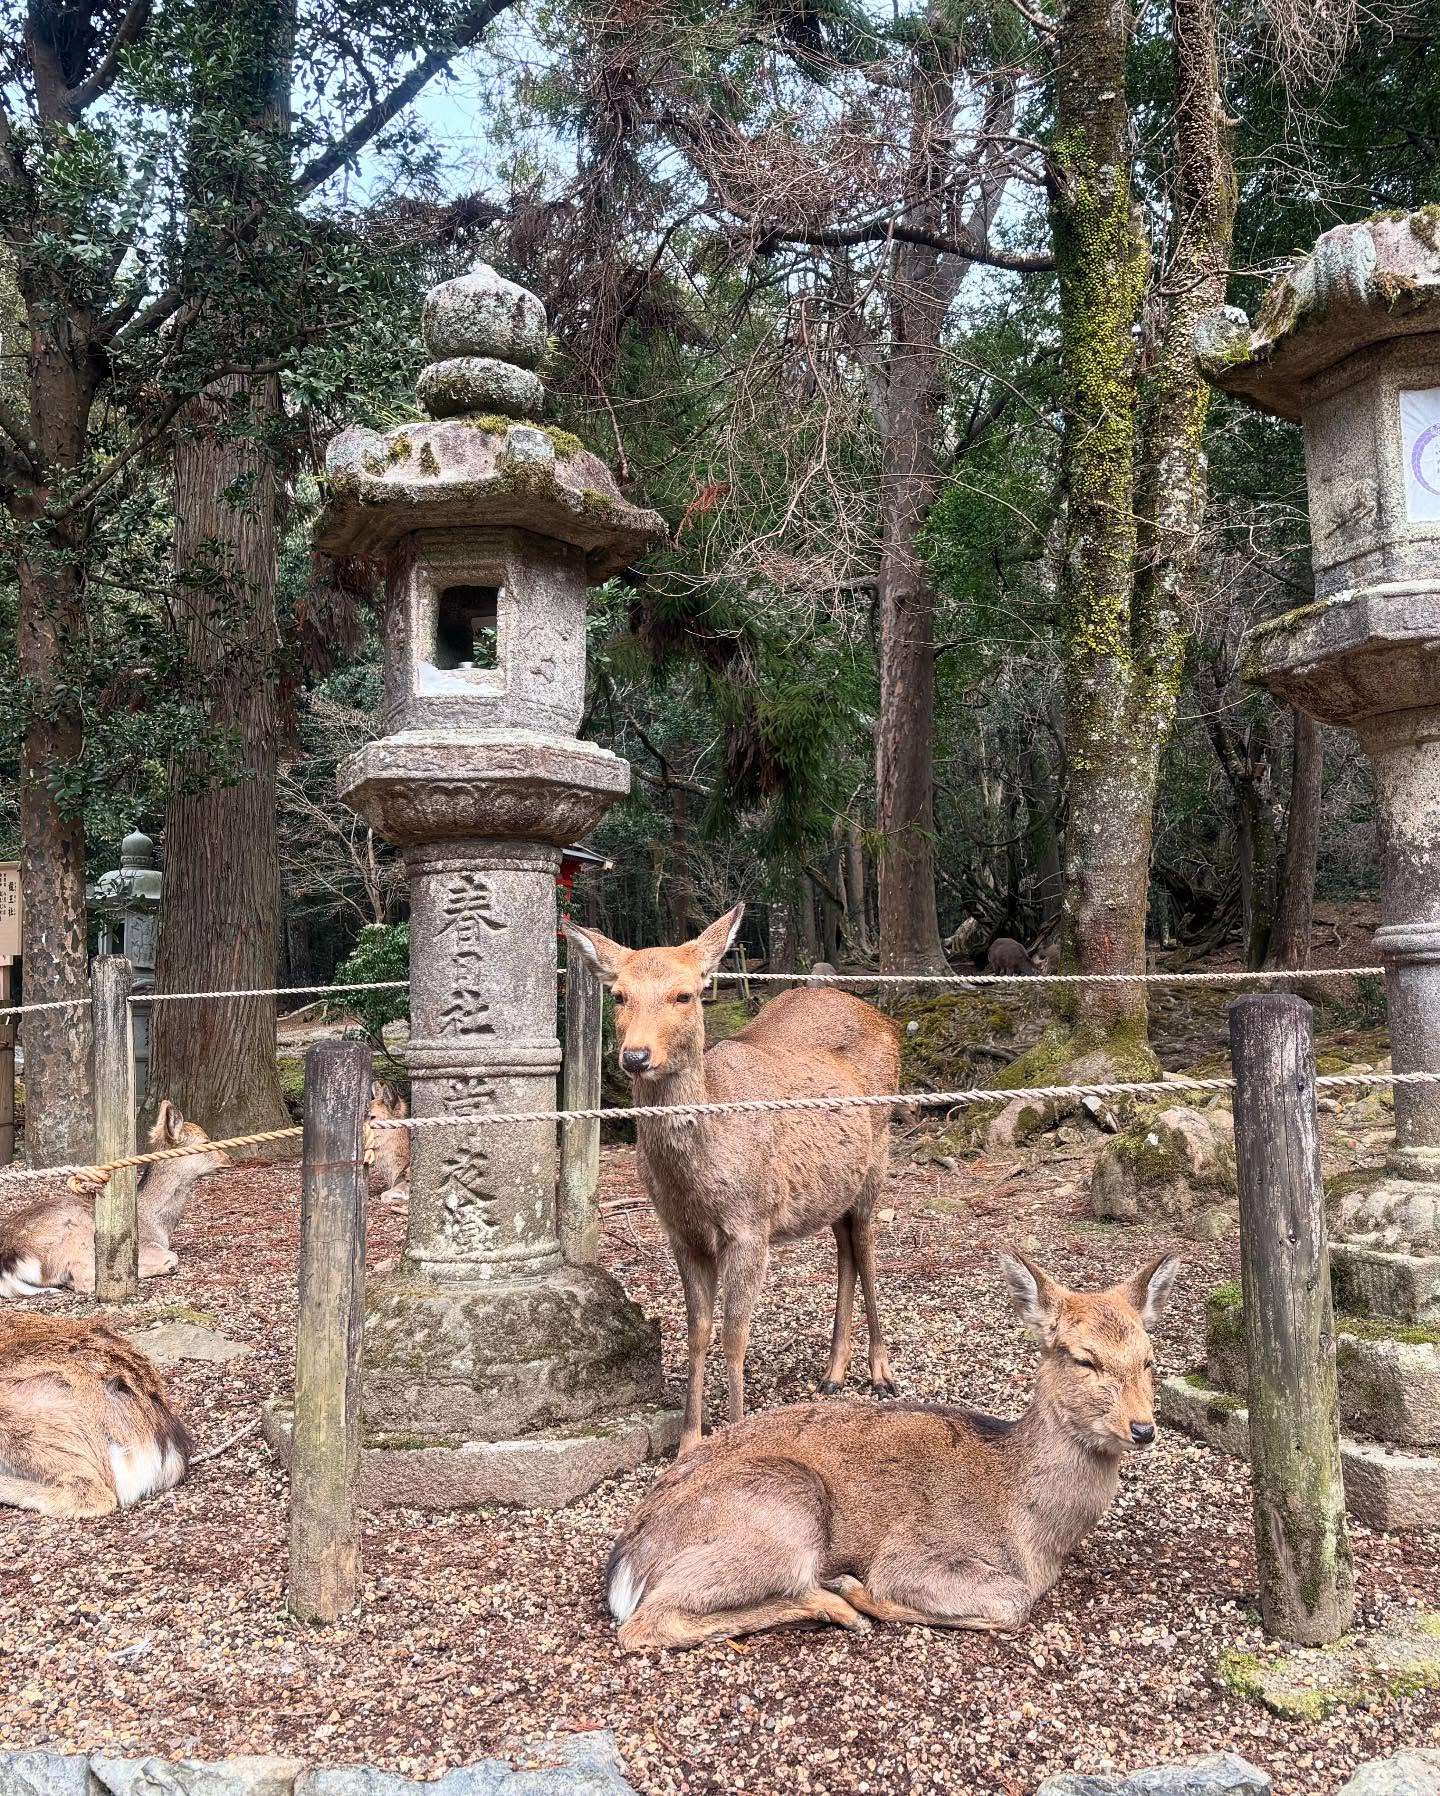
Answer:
[1401,387,1440,523]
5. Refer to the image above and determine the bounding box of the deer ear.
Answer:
[562,919,628,985]
[999,1253,1064,1330]
[690,903,745,976]
[372,1080,385,1101]
[1113,1254,1182,1328]
[164,1101,186,1143]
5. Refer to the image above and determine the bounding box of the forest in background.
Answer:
[0,0,1434,1159]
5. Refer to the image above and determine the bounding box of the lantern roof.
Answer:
[1195,209,1440,421]
[315,263,666,578]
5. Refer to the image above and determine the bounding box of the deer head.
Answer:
[564,904,744,1082]
[999,1252,1181,1453]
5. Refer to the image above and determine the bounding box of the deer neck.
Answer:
[1008,1391,1126,1590]
[632,1053,713,1153]
[137,1163,200,1242]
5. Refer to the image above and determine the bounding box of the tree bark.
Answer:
[1038,0,1233,1069]
[846,818,873,957]
[874,13,958,976]
[147,0,294,1139]
[1268,708,1323,969]
[14,259,98,1165]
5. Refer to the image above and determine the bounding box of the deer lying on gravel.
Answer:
[606,1251,1179,1650]
[0,1100,229,1298]
[0,1314,190,1517]
[368,1083,412,1207]
[565,903,900,1455]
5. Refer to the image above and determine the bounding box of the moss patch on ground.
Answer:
[704,999,757,1045]
[1216,1615,1440,1720]
[892,992,1018,1090]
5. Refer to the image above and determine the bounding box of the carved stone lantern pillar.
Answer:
[307,265,676,1507]
[91,829,163,1106]
[1198,211,1440,1253]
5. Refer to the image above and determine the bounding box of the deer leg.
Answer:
[138,1243,178,1279]
[719,1235,770,1428]
[674,1248,718,1456]
[824,1571,1031,1633]
[820,1215,857,1394]
[619,1584,870,1653]
[849,1207,896,1397]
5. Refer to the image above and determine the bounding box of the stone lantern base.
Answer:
[263,1262,683,1507]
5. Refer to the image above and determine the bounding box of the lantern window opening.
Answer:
[434,584,502,672]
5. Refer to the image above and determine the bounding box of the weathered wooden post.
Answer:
[92,956,138,1300]
[0,863,19,1168]
[1230,993,1354,1644]
[559,949,603,1265]
[288,1039,369,1624]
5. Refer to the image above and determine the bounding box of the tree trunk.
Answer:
[14,312,97,1164]
[1035,0,1233,1072]
[147,0,294,1140]
[874,16,957,976]
[148,370,291,1138]
[846,818,873,957]
[798,876,821,965]
[1269,709,1323,970]
[768,901,796,973]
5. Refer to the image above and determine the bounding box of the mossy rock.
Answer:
[1216,1614,1440,1720]
[1091,1105,1237,1233]
[892,992,1017,1091]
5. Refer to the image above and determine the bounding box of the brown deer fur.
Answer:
[0,1100,229,1298]
[606,1251,1180,1650]
[986,936,1037,976]
[565,904,901,1455]
[368,1082,411,1206]
[0,1314,191,1517]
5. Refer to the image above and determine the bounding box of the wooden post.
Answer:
[288,1039,369,1624]
[1229,993,1354,1644]
[560,951,603,1265]
[0,963,14,1168]
[738,945,752,1004]
[92,957,138,1300]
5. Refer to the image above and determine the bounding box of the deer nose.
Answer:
[1130,1421,1156,1446]
[622,1047,651,1074]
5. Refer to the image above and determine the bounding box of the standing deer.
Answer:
[0,1313,191,1517]
[564,904,900,1455]
[0,1100,229,1297]
[986,936,1037,976]
[606,1251,1180,1650]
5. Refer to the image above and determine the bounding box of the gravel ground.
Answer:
[2,1072,1438,1794]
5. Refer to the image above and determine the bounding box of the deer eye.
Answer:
[1072,1355,1099,1372]
[673,992,693,1005]
[613,991,627,1007]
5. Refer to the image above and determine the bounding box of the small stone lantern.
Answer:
[306,264,677,1507]
[91,829,163,1103]
[1198,210,1440,1252]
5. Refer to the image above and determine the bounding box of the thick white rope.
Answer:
[0,962,1388,1019]
[0,1067,1428,1189]
[368,1067,1435,1134]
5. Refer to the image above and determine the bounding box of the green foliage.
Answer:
[327,922,410,1044]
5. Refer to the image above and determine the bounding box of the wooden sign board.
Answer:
[0,864,20,963]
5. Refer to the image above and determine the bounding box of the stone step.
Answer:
[1159,1373,1440,1531]
[1331,1240,1440,1324]
[1205,1285,1440,1446]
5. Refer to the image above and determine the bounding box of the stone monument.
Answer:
[1162,210,1440,1526]
[91,829,163,1105]
[277,264,678,1508]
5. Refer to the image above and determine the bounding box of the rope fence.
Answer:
[0,961,1391,1020]
[0,1065,1430,1190]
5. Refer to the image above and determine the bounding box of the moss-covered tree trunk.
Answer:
[1027,0,1234,1078]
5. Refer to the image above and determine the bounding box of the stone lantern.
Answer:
[91,829,163,1103]
[1198,210,1440,1285]
[305,264,677,1507]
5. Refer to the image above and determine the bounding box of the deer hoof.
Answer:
[871,1379,899,1400]
[818,1378,844,1396]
